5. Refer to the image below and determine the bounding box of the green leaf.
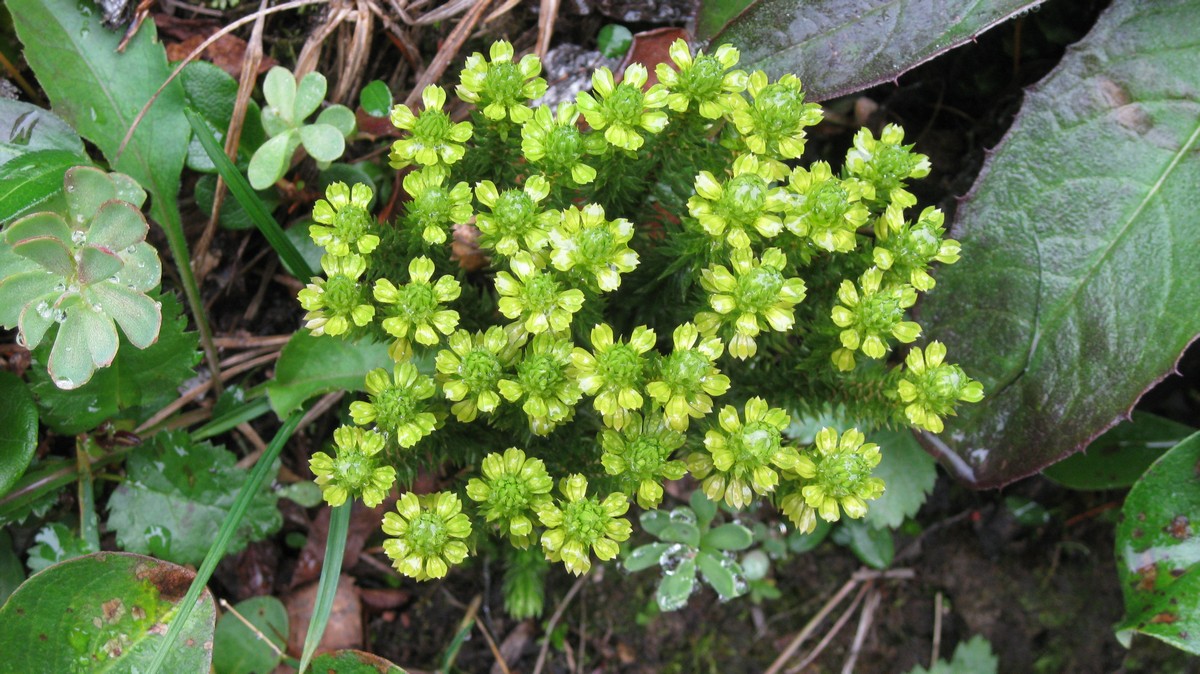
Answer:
[106,431,281,566]
[181,60,264,172]
[597,24,633,59]
[639,509,671,537]
[695,550,743,599]
[308,650,407,673]
[212,596,288,674]
[624,543,670,572]
[656,559,697,612]
[690,490,718,530]
[262,67,296,126]
[293,72,328,122]
[266,331,392,416]
[299,123,346,163]
[1044,412,1196,490]
[317,105,357,138]
[0,149,85,224]
[247,131,297,190]
[278,481,324,508]
[906,634,998,674]
[29,293,198,434]
[194,173,281,231]
[701,523,754,551]
[694,0,755,42]
[918,0,1200,487]
[0,99,85,165]
[787,518,832,554]
[298,502,351,673]
[359,80,393,118]
[0,552,216,672]
[832,518,893,569]
[656,521,701,547]
[0,530,26,605]
[25,522,98,573]
[864,429,937,529]
[712,0,1042,101]
[1114,432,1200,654]
[0,370,37,497]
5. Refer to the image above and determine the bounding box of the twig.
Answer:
[403,0,493,108]
[764,576,859,674]
[213,334,293,348]
[298,391,346,431]
[531,572,588,674]
[840,587,882,674]
[931,591,943,666]
[441,593,482,672]
[476,613,512,674]
[536,0,559,59]
[219,598,284,656]
[787,583,871,674]
[234,422,269,467]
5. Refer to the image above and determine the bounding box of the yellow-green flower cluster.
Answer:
[298,254,374,337]
[535,474,631,575]
[309,182,379,257]
[781,428,885,533]
[646,323,731,432]
[389,85,473,169]
[688,154,789,250]
[498,333,581,435]
[382,492,472,580]
[845,123,931,209]
[829,267,921,371]
[696,247,806,360]
[655,39,747,119]
[350,363,437,448]
[374,256,461,360]
[600,414,687,508]
[549,204,639,292]
[897,341,984,433]
[309,425,395,508]
[575,63,668,151]
[455,40,547,124]
[572,324,655,430]
[687,398,797,509]
[436,327,511,422]
[401,167,473,246]
[466,448,553,548]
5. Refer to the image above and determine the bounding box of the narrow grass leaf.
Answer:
[297,502,351,673]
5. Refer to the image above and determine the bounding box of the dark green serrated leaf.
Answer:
[1044,412,1196,490]
[359,80,393,118]
[833,518,893,569]
[712,0,1042,101]
[865,429,937,529]
[212,596,288,674]
[1114,432,1200,654]
[308,649,407,673]
[0,552,216,672]
[266,331,392,416]
[29,293,199,434]
[919,0,1200,487]
[106,431,281,566]
[0,149,86,223]
[26,522,99,573]
[0,370,38,497]
[0,99,84,165]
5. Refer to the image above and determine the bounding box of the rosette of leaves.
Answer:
[248,66,356,189]
[0,166,162,389]
[622,490,754,611]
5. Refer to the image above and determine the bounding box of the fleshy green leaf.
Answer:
[266,331,392,416]
[293,72,328,122]
[597,24,633,59]
[0,371,38,496]
[25,522,98,573]
[832,518,893,570]
[308,650,407,673]
[106,431,281,566]
[0,150,86,224]
[624,542,670,572]
[299,123,346,163]
[1043,412,1196,490]
[247,131,297,190]
[695,550,743,599]
[639,509,672,538]
[712,0,1042,101]
[359,80,393,118]
[86,200,148,251]
[262,67,297,126]
[316,105,357,138]
[864,429,937,529]
[1114,432,1200,654]
[212,596,288,674]
[919,0,1200,487]
[0,99,85,165]
[701,523,754,551]
[0,552,216,672]
[657,521,701,547]
[690,490,718,530]
[48,305,119,389]
[656,559,697,612]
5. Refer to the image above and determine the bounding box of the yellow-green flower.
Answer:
[401,166,473,245]
[435,327,510,422]
[786,161,871,253]
[687,153,789,249]
[686,397,796,509]
[309,181,379,257]
[495,252,585,335]
[374,256,461,358]
[696,247,806,360]
[466,448,553,548]
[599,413,687,508]
[474,175,557,256]
[781,427,884,531]
[655,39,746,119]
[497,333,581,435]
[309,425,395,508]
[456,40,547,123]
[646,323,731,431]
[897,341,984,433]
[350,363,437,447]
[829,267,920,371]
[872,206,960,291]
[520,102,606,185]
[575,63,669,151]
[728,71,821,171]
[389,85,473,169]
[844,123,930,209]
[571,323,655,429]
[298,254,374,337]
[382,491,472,580]
[536,474,631,575]
[548,203,639,292]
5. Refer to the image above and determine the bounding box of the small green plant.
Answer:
[623,490,755,610]
[0,166,162,388]
[248,66,357,189]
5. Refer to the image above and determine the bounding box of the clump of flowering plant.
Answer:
[294,38,982,610]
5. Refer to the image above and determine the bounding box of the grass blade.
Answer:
[146,410,304,674]
[191,395,273,441]
[298,502,351,673]
[184,107,314,279]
